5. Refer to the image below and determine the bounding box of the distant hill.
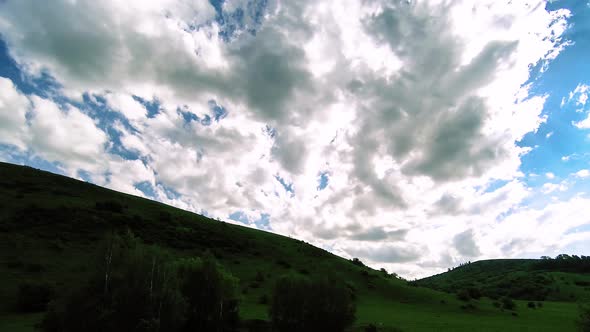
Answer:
[414,258,590,302]
[0,162,584,331]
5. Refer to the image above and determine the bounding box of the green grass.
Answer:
[0,313,43,332]
[356,296,579,332]
[0,162,584,331]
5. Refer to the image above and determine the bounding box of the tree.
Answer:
[43,231,186,332]
[351,258,365,267]
[270,275,355,332]
[41,232,239,332]
[175,253,239,332]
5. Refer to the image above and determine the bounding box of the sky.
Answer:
[0,0,589,279]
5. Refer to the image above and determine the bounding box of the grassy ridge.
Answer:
[0,162,583,331]
[414,259,590,302]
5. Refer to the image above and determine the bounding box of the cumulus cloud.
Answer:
[541,182,568,194]
[349,227,408,242]
[574,116,590,129]
[453,229,481,257]
[0,0,578,278]
[0,77,108,172]
[0,78,29,149]
[344,243,423,264]
[105,93,147,121]
[489,196,590,257]
[28,96,108,170]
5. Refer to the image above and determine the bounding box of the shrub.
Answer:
[457,289,471,302]
[365,323,378,332]
[94,200,124,213]
[270,275,356,332]
[351,258,365,267]
[16,282,54,312]
[460,303,476,310]
[528,301,536,309]
[467,287,482,300]
[276,259,291,269]
[345,282,357,301]
[501,297,516,311]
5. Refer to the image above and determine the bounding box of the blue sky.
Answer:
[0,0,589,278]
[519,0,590,181]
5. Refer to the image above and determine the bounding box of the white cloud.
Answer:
[541,182,568,194]
[568,84,590,106]
[28,96,108,172]
[485,196,590,257]
[546,172,556,179]
[94,158,155,197]
[566,84,590,124]
[0,77,109,173]
[575,169,590,178]
[574,116,590,129]
[0,78,29,149]
[0,0,577,278]
[105,93,147,121]
[453,229,481,257]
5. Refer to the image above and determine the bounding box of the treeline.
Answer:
[41,231,239,332]
[535,254,590,273]
[19,231,355,332]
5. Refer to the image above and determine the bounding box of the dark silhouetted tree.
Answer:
[175,253,239,332]
[43,231,186,332]
[41,232,238,332]
[270,275,355,332]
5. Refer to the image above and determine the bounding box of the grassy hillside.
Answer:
[0,162,584,331]
[414,259,590,303]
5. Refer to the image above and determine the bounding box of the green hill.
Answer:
[414,258,590,303]
[0,162,584,331]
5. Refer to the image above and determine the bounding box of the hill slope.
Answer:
[415,259,590,303]
[0,162,583,331]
